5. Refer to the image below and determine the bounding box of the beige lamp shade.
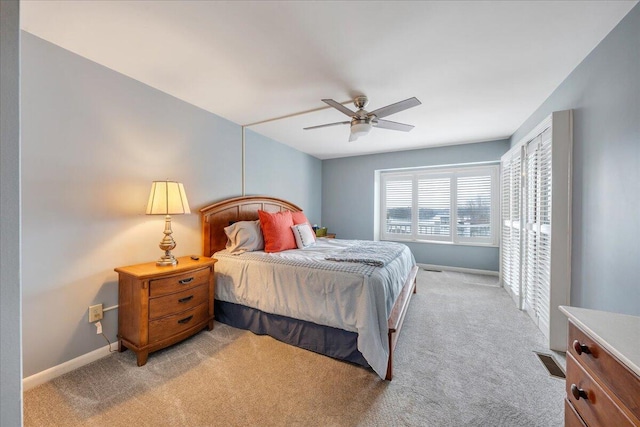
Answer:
[146,181,191,215]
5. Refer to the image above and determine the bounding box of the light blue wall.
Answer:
[1,1,23,424]
[20,32,321,377]
[245,129,322,224]
[510,4,640,316]
[322,140,510,271]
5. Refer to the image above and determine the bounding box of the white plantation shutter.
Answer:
[380,165,498,245]
[538,130,553,335]
[511,153,522,304]
[501,159,513,299]
[418,176,451,240]
[500,110,572,351]
[382,175,413,238]
[457,173,493,243]
[523,135,542,328]
[523,128,553,337]
[501,149,523,306]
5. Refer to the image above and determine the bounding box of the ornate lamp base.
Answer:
[156,251,178,266]
[156,214,179,266]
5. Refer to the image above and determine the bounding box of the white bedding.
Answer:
[213,238,416,379]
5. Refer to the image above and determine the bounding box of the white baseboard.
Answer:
[23,344,113,391]
[417,263,499,276]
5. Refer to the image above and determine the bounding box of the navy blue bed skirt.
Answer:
[214,300,369,368]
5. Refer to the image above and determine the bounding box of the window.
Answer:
[500,110,572,351]
[384,176,413,235]
[380,165,499,245]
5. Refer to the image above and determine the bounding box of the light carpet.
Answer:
[23,270,565,426]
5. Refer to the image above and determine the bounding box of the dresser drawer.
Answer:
[568,321,640,418]
[565,398,587,427]
[566,353,636,427]
[149,267,210,297]
[149,284,209,320]
[148,303,209,343]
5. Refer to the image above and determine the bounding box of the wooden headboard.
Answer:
[199,195,302,257]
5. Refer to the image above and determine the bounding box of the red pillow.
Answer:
[292,211,310,225]
[258,210,297,253]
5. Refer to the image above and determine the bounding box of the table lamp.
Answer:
[146,180,190,266]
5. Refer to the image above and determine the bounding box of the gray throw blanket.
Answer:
[325,241,406,267]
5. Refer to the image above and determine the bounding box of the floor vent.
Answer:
[534,352,565,379]
[423,269,442,272]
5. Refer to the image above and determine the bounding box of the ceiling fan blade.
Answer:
[304,121,350,130]
[322,99,355,117]
[368,97,421,119]
[374,119,415,132]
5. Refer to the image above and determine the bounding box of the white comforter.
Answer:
[213,238,416,379]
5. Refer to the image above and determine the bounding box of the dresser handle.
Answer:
[570,384,588,401]
[178,295,194,303]
[573,340,591,355]
[178,277,194,285]
[177,315,193,324]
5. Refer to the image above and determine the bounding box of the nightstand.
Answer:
[560,306,640,426]
[115,256,216,366]
[325,233,336,239]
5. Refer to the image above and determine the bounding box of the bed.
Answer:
[200,196,418,380]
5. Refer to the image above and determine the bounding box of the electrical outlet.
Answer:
[88,304,103,322]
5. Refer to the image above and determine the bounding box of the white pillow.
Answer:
[291,223,316,249]
[224,220,264,254]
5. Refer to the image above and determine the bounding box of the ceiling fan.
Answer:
[304,96,421,141]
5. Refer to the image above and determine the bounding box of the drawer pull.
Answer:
[178,295,194,303]
[573,340,591,355]
[570,384,589,401]
[178,277,194,285]
[177,315,194,324]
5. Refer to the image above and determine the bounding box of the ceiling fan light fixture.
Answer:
[351,120,372,138]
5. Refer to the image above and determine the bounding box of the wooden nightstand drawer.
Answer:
[561,307,640,427]
[149,303,209,343]
[568,322,640,417]
[566,352,636,427]
[565,398,587,427]
[149,284,209,320]
[150,267,210,297]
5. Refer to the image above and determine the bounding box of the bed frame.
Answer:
[200,195,418,380]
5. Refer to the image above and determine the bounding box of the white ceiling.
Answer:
[21,1,636,159]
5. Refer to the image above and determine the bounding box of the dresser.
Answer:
[116,256,216,366]
[560,306,640,427]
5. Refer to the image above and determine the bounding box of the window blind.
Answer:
[380,165,499,245]
[501,159,513,298]
[523,128,553,336]
[457,175,492,240]
[383,176,413,236]
[418,177,451,240]
[500,110,572,351]
[502,150,523,305]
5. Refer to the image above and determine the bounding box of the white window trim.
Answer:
[379,164,500,247]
